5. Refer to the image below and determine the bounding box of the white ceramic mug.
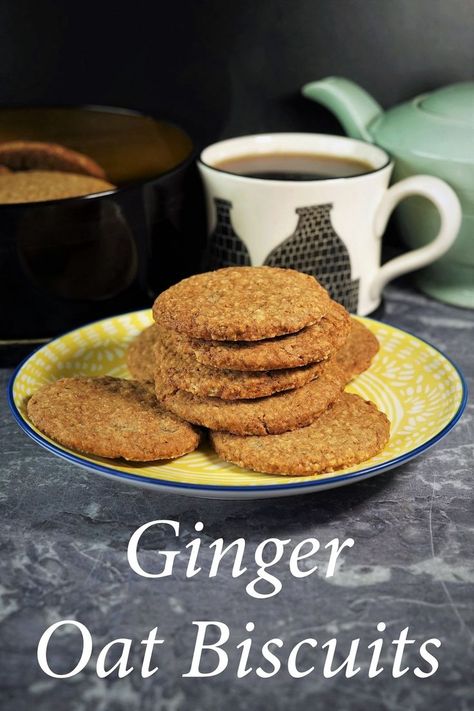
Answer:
[198,133,461,314]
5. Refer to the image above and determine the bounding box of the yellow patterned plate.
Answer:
[8,311,467,499]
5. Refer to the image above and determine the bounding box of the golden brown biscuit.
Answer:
[211,392,390,475]
[156,329,325,399]
[0,170,115,204]
[336,319,380,382]
[0,140,106,178]
[155,360,345,435]
[27,376,200,461]
[153,267,330,341]
[177,301,351,371]
[126,325,159,383]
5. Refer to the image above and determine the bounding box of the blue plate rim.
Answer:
[7,312,469,493]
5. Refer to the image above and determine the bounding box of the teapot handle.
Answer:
[370,175,461,300]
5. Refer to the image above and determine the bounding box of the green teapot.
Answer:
[302,77,474,307]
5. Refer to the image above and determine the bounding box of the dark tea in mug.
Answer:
[214,152,373,180]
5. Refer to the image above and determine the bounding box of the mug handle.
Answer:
[369,175,462,301]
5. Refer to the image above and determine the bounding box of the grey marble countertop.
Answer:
[0,283,472,711]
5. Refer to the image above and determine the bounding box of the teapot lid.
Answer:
[419,82,474,125]
[371,82,474,163]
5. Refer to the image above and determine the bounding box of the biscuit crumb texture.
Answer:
[126,325,159,383]
[211,392,390,475]
[157,328,325,399]
[155,360,345,435]
[0,170,114,204]
[0,140,106,178]
[153,266,330,341]
[336,319,379,382]
[27,376,200,461]
[176,300,351,371]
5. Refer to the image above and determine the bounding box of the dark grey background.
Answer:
[0,0,473,146]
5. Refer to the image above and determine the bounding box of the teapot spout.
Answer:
[302,77,383,143]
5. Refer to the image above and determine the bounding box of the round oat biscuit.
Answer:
[178,300,351,371]
[126,325,159,383]
[27,376,200,461]
[152,266,330,341]
[0,170,115,204]
[211,392,390,476]
[336,318,380,383]
[0,140,106,178]
[155,360,345,435]
[156,329,325,399]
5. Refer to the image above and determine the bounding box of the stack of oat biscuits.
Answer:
[128,266,390,475]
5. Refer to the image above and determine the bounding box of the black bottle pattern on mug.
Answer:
[264,203,360,312]
[204,198,251,270]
